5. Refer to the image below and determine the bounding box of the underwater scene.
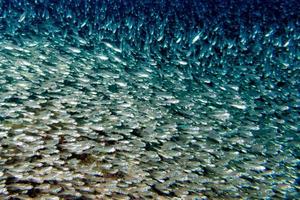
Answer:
[0,0,299,199]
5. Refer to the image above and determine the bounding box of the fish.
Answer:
[18,12,26,23]
[0,0,299,199]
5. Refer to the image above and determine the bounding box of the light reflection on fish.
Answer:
[0,0,299,199]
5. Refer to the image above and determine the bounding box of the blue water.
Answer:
[0,0,299,199]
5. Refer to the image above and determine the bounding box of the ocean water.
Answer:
[0,0,299,199]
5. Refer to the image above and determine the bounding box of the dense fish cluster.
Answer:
[0,0,299,199]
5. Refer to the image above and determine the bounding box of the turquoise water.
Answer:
[0,0,299,199]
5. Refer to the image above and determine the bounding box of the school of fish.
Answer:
[0,0,299,199]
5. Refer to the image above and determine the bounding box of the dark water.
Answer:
[0,0,299,199]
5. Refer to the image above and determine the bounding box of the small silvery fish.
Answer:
[0,0,298,199]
